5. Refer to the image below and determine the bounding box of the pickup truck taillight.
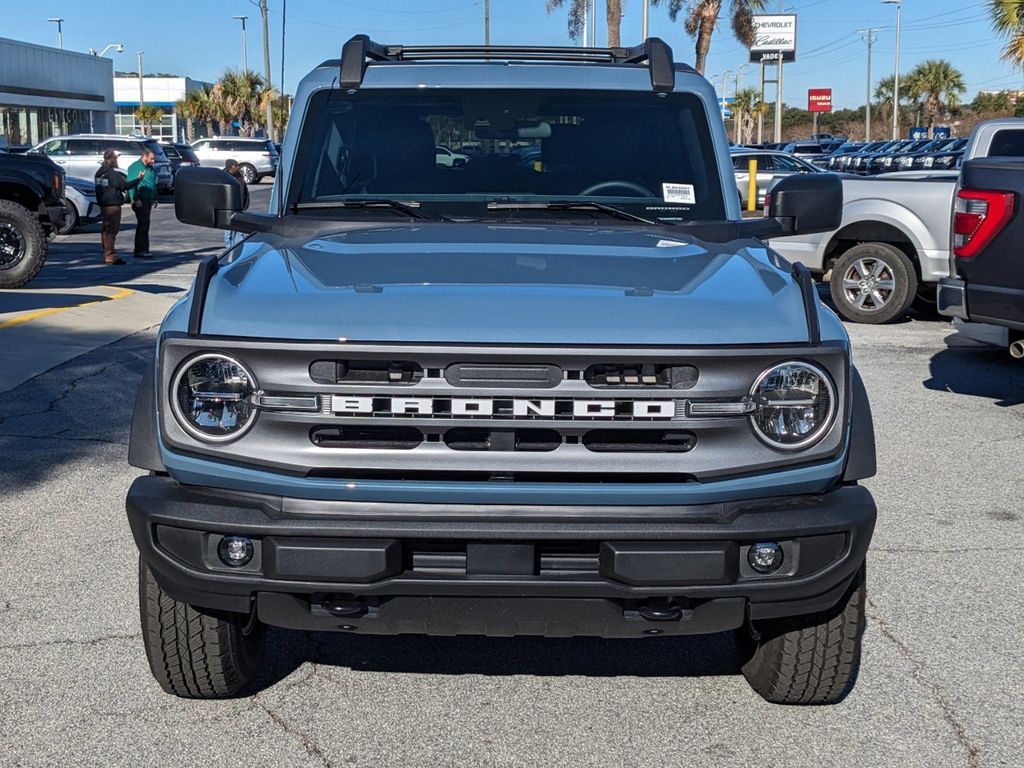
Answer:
[953,189,1014,259]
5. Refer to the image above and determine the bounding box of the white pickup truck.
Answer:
[770,119,1024,323]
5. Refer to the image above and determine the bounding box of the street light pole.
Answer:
[484,0,490,45]
[233,16,249,71]
[642,0,649,39]
[259,0,273,140]
[137,51,145,108]
[857,28,882,142]
[883,0,902,140]
[47,18,64,50]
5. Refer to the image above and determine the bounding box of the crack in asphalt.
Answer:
[0,359,123,428]
[0,632,141,652]
[255,697,333,768]
[0,432,129,446]
[867,599,980,768]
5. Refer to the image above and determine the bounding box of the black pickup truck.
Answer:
[0,150,66,288]
[938,158,1024,356]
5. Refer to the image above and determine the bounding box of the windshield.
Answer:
[291,88,726,223]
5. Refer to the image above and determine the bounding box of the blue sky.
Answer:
[7,0,1021,109]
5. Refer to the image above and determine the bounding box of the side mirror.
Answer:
[174,167,243,230]
[766,172,842,236]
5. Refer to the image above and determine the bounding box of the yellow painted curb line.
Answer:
[0,286,135,331]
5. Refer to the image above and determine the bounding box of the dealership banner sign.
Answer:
[808,89,832,113]
[749,14,797,63]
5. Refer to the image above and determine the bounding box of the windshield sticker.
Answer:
[662,183,696,204]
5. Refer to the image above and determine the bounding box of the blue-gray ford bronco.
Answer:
[126,36,876,704]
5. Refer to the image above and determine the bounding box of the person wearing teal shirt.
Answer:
[126,150,158,258]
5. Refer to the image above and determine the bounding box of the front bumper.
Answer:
[127,475,876,638]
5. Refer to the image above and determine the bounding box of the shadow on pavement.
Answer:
[924,342,1024,407]
[0,291,112,314]
[257,626,741,691]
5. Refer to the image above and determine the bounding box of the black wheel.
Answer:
[56,205,78,236]
[239,163,258,185]
[738,563,866,705]
[0,199,47,289]
[139,557,265,698]
[829,243,917,324]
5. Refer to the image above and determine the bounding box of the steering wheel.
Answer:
[579,180,655,198]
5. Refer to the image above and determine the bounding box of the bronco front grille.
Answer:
[158,338,849,482]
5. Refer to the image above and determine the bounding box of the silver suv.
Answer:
[189,137,279,184]
[30,134,174,192]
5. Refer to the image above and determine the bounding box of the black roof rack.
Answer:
[338,34,676,93]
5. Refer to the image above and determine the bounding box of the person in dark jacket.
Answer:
[94,150,144,265]
[223,158,250,248]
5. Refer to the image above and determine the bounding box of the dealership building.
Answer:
[113,76,210,142]
[0,37,115,146]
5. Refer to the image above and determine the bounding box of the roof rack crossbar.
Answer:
[338,35,676,92]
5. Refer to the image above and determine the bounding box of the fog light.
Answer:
[218,536,254,568]
[748,542,783,574]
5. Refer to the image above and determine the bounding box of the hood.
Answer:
[198,223,815,345]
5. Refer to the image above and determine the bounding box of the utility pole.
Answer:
[47,18,64,50]
[137,51,145,108]
[233,16,249,71]
[591,0,597,47]
[857,28,882,141]
[774,57,783,144]
[484,0,490,45]
[259,0,273,140]
[883,0,902,139]
[642,0,649,39]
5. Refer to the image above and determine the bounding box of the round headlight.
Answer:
[750,362,836,450]
[171,353,257,442]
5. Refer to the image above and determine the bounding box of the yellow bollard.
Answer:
[747,158,758,213]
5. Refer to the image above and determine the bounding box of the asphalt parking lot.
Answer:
[0,190,1021,767]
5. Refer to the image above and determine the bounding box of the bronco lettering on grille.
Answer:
[329,396,677,420]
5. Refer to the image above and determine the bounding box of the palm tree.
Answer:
[904,60,965,135]
[546,0,623,47]
[176,86,216,140]
[133,105,165,136]
[989,0,1024,68]
[212,69,270,137]
[651,0,766,75]
[731,87,763,144]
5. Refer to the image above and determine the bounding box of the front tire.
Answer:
[829,243,917,324]
[56,205,78,236]
[239,163,258,185]
[738,563,866,705]
[139,558,265,698]
[0,199,47,288]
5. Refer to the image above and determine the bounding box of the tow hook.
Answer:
[1010,340,1024,359]
[637,600,684,622]
[320,595,367,617]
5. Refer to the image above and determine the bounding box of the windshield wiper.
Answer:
[487,200,658,225]
[293,199,442,220]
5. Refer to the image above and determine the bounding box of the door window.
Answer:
[40,139,68,155]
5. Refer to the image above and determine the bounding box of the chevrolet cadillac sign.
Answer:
[749,14,797,64]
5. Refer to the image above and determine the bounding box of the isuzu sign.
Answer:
[808,89,832,113]
[749,14,797,63]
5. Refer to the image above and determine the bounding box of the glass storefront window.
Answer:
[0,105,92,146]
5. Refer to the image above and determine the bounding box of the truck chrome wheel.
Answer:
[842,258,896,312]
[0,221,26,270]
[829,242,917,324]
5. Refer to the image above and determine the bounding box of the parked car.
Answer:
[730,148,820,207]
[781,141,825,161]
[434,145,469,167]
[58,177,101,234]
[916,138,967,171]
[866,140,933,175]
[190,137,279,183]
[896,137,960,171]
[846,140,900,174]
[939,157,1024,355]
[128,35,877,706]
[770,118,1024,324]
[0,151,66,287]
[826,141,869,171]
[160,143,201,175]
[29,134,174,193]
